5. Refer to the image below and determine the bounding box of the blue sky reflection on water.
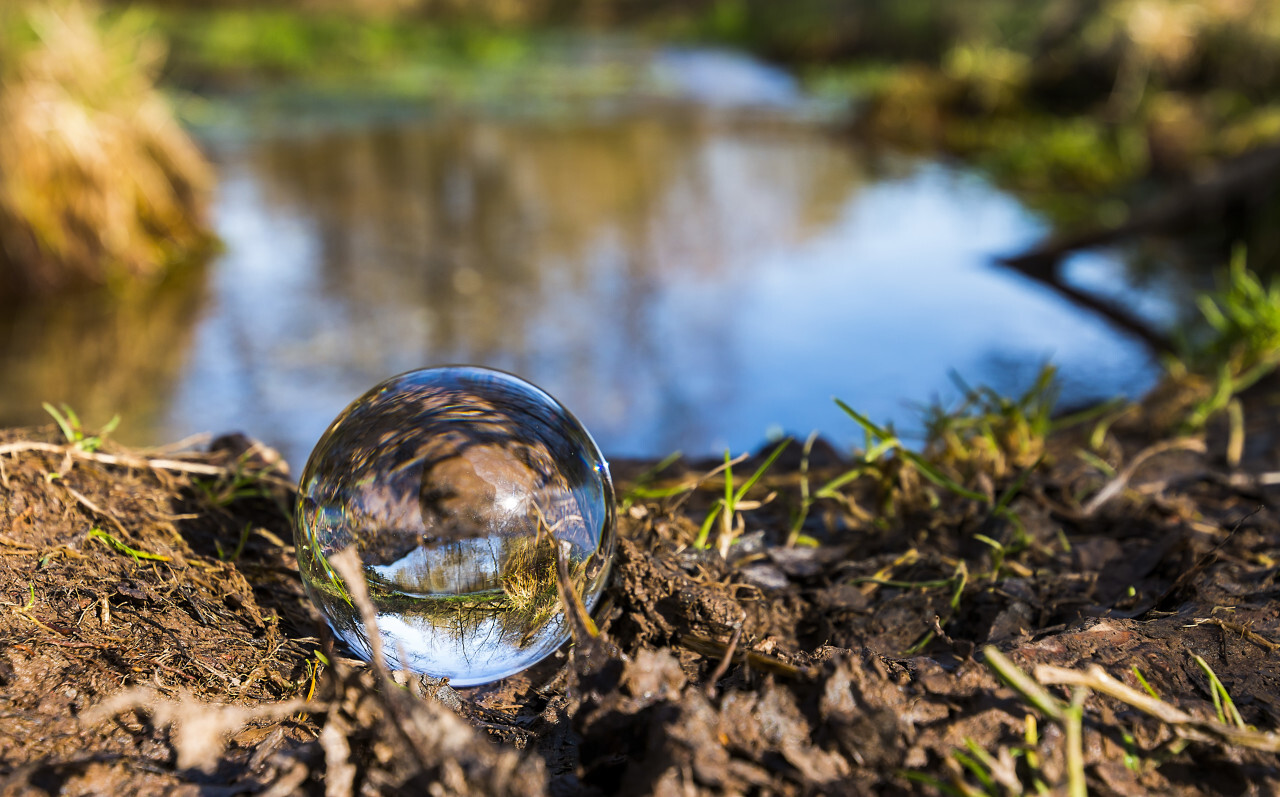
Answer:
[154,110,1166,469]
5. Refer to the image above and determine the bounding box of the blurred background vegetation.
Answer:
[0,1,214,297]
[6,0,1280,298]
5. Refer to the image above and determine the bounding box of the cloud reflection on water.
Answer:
[0,97,1168,466]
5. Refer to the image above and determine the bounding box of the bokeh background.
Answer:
[3,0,1278,467]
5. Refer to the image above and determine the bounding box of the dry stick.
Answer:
[553,540,599,643]
[705,625,743,699]
[1002,144,1280,276]
[1082,438,1207,516]
[319,716,357,797]
[553,538,622,683]
[679,634,804,679]
[1016,263,1176,353]
[149,432,215,454]
[0,534,37,551]
[1192,617,1280,652]
[0,440,231,476]
[1225,398,1245,469]
[328,549,387,677]
[1143,506,1256,617]
[259,760,310,797]
[1035,663,1280,753]
[538,503,600,646]
[62,485,133,542]
[327,549,444,769]
[83,689,309,771]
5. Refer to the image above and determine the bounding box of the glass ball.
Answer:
[294,366,615,686]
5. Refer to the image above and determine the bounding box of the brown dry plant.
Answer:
[0,0,214,296]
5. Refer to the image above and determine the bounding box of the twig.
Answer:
[1225,398,1245,469]
[63,486,132,541]
[705,626,743,699]
[930,615,957,649]
[328,549,386,676]
[553,540,599,644]
[0,534,37,551]
[679,634,805,679]
[1191,617,1280,651]
[327,548,441,766]
[1035,663,1280,753]
[1005,264,1177,355]
[1001,145,1280,275]
[0,441,229,476]
[320,716,357,797]
[35,639,109,650]
[150,432,214,454]
[83,688,308,771]
[1082,438,1206,516]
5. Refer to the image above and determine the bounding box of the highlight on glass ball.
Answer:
[294,366,616,687]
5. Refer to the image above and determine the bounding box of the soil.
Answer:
[0,380,1278,796]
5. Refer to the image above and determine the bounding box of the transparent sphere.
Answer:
[294,366,615,686]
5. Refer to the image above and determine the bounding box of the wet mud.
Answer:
[0,382,1278,795]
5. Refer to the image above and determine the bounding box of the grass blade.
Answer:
[814,465,866,498]
[951,751,996,793]
[695,502,722,549]
[1195,654,1246,729]
[984,646,1064,722]
[42,403,77,444]
[993,455,1043,515]
[88,528,170,562]
[1065,690,1087,797]
[900,450,990,503]
[733,438,790,502]
[835,398,893,441]
[1131,666,1160,700]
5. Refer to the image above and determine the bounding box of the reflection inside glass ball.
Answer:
[294,366,615,686]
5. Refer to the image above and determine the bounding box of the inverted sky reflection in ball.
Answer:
[294,366,615,686]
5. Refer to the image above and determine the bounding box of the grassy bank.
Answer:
[118,0,1280,266]
[817,1,1280,272]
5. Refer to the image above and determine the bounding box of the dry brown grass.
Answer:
[0,1,214,297]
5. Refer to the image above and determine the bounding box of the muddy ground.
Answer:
[0,378,1278,796]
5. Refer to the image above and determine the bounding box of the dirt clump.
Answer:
[0,381,1278,794]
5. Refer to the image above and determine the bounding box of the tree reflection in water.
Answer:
[175,110,862,464]
[0,95,1166,464]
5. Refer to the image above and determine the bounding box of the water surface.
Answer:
[0,45,1176,468]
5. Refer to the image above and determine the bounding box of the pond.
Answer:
[0,44,1181,469]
